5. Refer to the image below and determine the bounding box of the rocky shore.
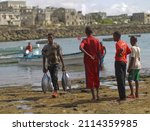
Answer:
[0,24,150,42]
[0,77,150,114]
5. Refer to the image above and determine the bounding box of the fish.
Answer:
[61,71,71,91]
[41,73,53,93]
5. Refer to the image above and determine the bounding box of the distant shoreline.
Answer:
[0,24,150,42]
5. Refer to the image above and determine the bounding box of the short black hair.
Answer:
[48,33,53,36]
[130,36,137,39]
[113,31,121,39]
[130,36,137,42]
[85,26,93,35]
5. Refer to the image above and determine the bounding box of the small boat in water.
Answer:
[102,37,114,41]
[128,34,141,37]
[18,52,83,66]
[36,39,48,44]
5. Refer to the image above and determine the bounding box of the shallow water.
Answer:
[0,33,150,87]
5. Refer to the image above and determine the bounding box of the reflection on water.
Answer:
[0,63,149,87]
[0,33,150,87]
[0,64,86,87]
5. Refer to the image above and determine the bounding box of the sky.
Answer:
[1,0,150,15]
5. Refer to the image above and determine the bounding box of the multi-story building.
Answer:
[20,6,37,26]
[0,0,25,26]
[0,0,26,12]
[0,11,21,26]
[107,14,130,24]
[132,12,150,24]
[51,8,85,26]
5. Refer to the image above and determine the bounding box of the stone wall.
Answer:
[0,24,150,42]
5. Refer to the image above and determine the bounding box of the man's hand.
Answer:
[89,54,95,60]
[43,67,48,73]
[127,68,131,73]
[62,65,66,71]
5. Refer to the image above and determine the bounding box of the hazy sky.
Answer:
[2,0,150,15]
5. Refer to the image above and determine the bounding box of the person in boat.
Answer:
[113,31,131,101]
[99,41,106,70]
[42,33,65,98]
[79,26,102,101]
[24,42,33,57]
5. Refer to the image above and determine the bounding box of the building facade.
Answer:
[0,11,21,26]
[132,12,150,24]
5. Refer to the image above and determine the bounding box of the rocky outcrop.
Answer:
[0,24,150,42]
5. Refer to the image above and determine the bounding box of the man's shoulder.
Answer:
[132,46,140,52]
[53,42,60,48]
[54,42,59,45]
[43,44,49,49]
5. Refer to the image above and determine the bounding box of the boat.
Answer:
[128,34,141,37]
[102,37,114,41]
[36,39,48,44]
[0,58,18,64]
[18,52,84,66]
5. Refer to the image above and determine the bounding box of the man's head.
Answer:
[85,26,93,36]
[130,36,137,46]
[28,42,31,45]
[47,33,54,44]
[113,31,121,42]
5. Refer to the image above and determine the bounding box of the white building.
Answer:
[0,11,20,26]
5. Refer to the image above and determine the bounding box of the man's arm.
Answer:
[57,45,65,71]
[42,46,48,73]
[127,57,134,73]
[79,45,94,60]
[59,54,65,71]
[42,56,47,73]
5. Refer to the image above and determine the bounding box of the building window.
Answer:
[9,15,13,19]
[2,14,6,19]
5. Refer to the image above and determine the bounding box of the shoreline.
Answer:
[0,76,150,114]
[0,68,150,88]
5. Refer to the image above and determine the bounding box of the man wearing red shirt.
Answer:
[113,31,131,101]
[80,26,102,101]
[26,42,32,52]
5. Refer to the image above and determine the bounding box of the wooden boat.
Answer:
[0,58,18,64]
[128,34,141,37]
[102,37,114,41]
[18,52,84,66]
[36,40,48,44]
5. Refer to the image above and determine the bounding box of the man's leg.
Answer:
[91,89,95,100]
[115,61,126,100]
[135,81,139,98]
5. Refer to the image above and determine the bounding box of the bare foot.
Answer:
[96,96,100,101]
[127,94,135,99]
[91,98,96,102]
[135,93,139,98]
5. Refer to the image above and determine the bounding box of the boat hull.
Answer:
[18,52,84,66]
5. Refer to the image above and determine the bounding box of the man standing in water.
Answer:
[79,26,102,101]
[113,31,131,101]
[42,33,65,98]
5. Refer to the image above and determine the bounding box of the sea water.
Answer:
[0,33,150,87]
